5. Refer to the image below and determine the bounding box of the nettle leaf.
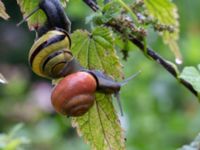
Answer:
[0,0,9,20]
[0,73,7,84]
[179,66,200,99]
[17,0,46,30]
[71,27,125,150]
[96,0,104,7]
[101,1,121,23]
[17,0,68,30]
[144,0,182,64]
[71,27,122,78]
[86,2,121,26]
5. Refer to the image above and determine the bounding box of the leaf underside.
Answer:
[144,0,181,63]
[0,0,9,20]
[71,27,125,150]
[179,65,200,99]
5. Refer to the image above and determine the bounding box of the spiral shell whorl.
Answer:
[29,29,71,79]
[51,72,97,116]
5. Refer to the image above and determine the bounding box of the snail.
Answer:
[28,28,81,79]
[19,0,80,79]
[19,0,141,117]
[51,70,140,116]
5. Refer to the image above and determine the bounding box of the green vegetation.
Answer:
[1,0,200,150]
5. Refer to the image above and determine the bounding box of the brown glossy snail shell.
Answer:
[51,71,97,116]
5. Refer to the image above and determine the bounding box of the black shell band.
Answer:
[29,34,66,66]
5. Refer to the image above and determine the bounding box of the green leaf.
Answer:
[17,0,68,30]
[86,2,121,26]
[0,73,7,84]
[0,124,30,149]
[71,27,125,150]
[179,133,200,150]
[17,0,46,30]
[8,123,24,138]
[179,66,200,99]
[71,27,122,78]
[144,0,182,64]
[96,0,104,7]
[72,94,125,150]
[101,1,121,23]
[0,0,9,20]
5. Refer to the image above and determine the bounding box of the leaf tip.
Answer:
[0,73,8,84]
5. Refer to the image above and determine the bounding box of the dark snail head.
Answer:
[87,70,140,115]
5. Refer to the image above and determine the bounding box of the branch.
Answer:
[82,0,198,97]
[82,0,99,11]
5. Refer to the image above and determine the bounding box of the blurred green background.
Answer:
[1,0,200,150]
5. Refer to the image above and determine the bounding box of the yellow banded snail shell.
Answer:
[28,29,72,79]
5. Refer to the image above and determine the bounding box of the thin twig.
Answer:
[82,0,198,97]
[83,0,99,11]
[108,20,197,97]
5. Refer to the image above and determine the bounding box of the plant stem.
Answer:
[82,0,99,11]
[110,20,198,97]
[82,0,198,97]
